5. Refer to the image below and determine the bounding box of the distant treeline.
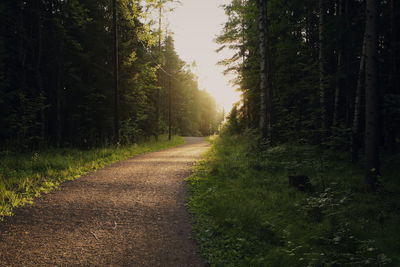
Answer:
[0,0,221,150]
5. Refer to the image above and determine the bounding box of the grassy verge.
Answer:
[187,133,400,266]
[0,135,184,219]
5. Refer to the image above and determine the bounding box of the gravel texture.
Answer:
[0,137,209,267]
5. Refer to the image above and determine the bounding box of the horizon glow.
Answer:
[166,0,241,112]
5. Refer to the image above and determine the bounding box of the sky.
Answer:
[165,0,240,112]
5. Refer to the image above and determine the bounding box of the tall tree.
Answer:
[257,0,269,140]
[352,31,367,162]
[319,0,327,131]
[168,68,172,141]
[34,0,46,144]
[364,0,380,188]
[333,0,345,127]
[155,2,163,141]
[113,0,120,142]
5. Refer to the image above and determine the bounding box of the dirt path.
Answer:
[0,137,209,266]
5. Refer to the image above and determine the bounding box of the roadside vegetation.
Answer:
[189,0,400,265]
[0,135,184,219]
[188,132,400,266]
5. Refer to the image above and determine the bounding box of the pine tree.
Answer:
[364,0,380,189]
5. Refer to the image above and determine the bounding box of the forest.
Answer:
[186,0,400,266]
[0,0,221,150]
[216,0,399,186]
[0,0,221,229]
[1,0,400,266]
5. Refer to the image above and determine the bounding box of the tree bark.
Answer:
[364,0,379,189]
[384,0,397,153]
[319,0,327,131]
[18,1,27,92]
[333,51,342,126]
[155,3,162,141]
[351,31,367,163]
[333,0,344,127]
[168,72,172,141]
[35,0,45,145]
[344,0,352,127]
[113,0,120,142]
[56,46,63,148]
[257,0,269,140]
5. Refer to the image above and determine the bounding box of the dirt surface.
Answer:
[0,137,209,267]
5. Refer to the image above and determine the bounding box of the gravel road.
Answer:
[0,137,209,266]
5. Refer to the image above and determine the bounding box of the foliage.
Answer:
[187,133,400,266]
[0,135,183,219]
[0,0,221,150]
[160,36,221,137]
[217,0,400,153]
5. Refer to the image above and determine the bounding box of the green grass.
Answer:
[187,133,400,267]
[0,135,184,219]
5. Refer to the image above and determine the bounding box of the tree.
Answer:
[0,0,220,150]
[364,0,380,189]
[351,31,367,162]
[113,0,120,142]
[257,0,270,140]
[319,0,327,131]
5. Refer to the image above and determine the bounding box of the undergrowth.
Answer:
[0,135,184,219]
[187,133,400,266]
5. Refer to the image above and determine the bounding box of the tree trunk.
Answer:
[35,1,45,145]
[333,51,342,126]
[333,0,344,127]
[168,73,172,141]
[18,1,27,92]
[113,0,120,142]
[364,0,379,189]
[257,0,269,140]
[351,31,367,163]
[56,46,64,148]
[155,3,162,141]
[384,0,397,153]
[344,0,352,127]
[319,0,327,131]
